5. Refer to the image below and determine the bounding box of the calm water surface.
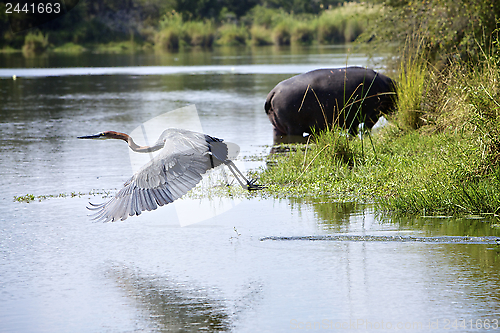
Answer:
[1,45,500,332]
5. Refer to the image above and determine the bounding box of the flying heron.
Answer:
[78,128,263,222]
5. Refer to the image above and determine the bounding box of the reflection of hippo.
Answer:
[265,67,397,138]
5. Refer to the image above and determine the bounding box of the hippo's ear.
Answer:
[265,91,276,115]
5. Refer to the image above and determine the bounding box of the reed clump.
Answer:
[10,2,377,53]
[156,12,215,50]
[272,21,292,46]
[155,28,180,51]
[250,25,273,46]
[22,31,48,56]
[150,2,378,50]
[216,24,249,46]
[290,21,315,46]
[393,44,427,130]
[183,21,215,47]
[316,3,376,44]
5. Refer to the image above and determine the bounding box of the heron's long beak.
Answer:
[77,132,105,139]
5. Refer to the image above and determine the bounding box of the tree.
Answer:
[364,0,500,63]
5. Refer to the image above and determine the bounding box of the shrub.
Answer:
[156,12,184,51]
[361,0,500,64]
[244,5,282,28]
[317,14,344,44]
[250,25,273,46]
[343,17,364,42]
[317,3,378,44]
[291,21,315,45]
[216,24,248,46]
[273,21,291,45]
[155,28,180,51]
[184,21,215,47]
[22,31,48,56]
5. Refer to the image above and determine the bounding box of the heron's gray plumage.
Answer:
[88,128,230,222]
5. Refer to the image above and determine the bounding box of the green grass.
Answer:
[14,189,113,203]
[291,21,315,45]
[183,21,215,47]
[316,3,377,44]
[155,28,180,51]
[0,46,19,53]
[258,44,500,217]
[94,41,143,53]
[216,24,249,46]
[3,2,379,54]
[52,42,88,53]
[393,42,427,130]
[272,20,292,45]
[260,128,500,216]
[22,31,48,56]
[250,25,273,46]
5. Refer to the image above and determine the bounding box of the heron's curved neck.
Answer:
[127,136,164,153]
[106,131,164,153]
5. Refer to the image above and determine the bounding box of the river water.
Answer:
[1,45,500,332]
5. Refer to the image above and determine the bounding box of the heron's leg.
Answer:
[225,161,263,190]
[225,161,248,189]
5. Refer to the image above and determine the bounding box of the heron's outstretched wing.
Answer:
[89,129,228,222]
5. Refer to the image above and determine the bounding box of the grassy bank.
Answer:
[2,2,377,54]
[156,2,378,49]
[259,49,500,217]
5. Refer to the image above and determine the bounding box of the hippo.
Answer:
[265,67,397,139]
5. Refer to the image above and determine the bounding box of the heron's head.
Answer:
[78,131,129,141]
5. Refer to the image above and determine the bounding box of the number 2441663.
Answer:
[5,2,61,14]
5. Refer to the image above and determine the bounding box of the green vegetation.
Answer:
[14,190,113,203]
[249,25,273,46]
[245,3,377,46]
[6,0,500,219]
[260,40,500,217]
[361,0,500,65]
[149,3,376,48]
[52,42,87,53]
[253,0,500,218]
[21,31,48,56]
[394,43,427,130]
[216,24,248,46]
[0,1,375,53]
[316,3,377,44]
[155,12,216,50]
[1,0,497,56]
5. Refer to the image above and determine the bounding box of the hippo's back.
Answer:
[265,67,396,136]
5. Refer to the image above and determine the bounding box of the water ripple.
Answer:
[260,235,500,244]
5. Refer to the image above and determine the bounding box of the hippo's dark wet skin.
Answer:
[265,67,397,141]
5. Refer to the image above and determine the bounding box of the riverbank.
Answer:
[258,52,500,217]
[1,2,377,55]
[155,2,378,50]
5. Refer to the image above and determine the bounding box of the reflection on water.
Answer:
[0,44,381,70]
[293,199,362,227]
[290,197,500,237]
[1,46,500,333]
[107,265,233,332]
[389,215,500,237]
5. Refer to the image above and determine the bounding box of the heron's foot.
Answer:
[246,178,265,191]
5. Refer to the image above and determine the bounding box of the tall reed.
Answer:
[394,42,426,130]
[216,24,249,46]
[22,31,48,56]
